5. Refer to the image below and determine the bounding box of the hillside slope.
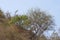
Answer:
[0,24,32,40]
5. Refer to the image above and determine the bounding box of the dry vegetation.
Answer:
[0,9,33,40]
[0,9,54,40]
[0,23,33,40]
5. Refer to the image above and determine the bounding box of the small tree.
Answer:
[0,9,5,18]
[50,31,60,40]
[0,9,6,23]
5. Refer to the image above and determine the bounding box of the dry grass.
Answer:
[0,24,32,40]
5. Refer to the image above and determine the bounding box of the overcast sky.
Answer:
[0,0,60,36]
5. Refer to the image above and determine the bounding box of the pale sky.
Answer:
[0,0,60,36]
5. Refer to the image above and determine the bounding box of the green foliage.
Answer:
[9,15,20,24]
[9,15,31,28]
[23,19,31,25]
[20,15,28,20]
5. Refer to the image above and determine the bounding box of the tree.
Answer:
[0,9,6,23]
[50,31,60,40]
[8,8,55,40]
[26,9,55,40]
[0,9,5,18]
